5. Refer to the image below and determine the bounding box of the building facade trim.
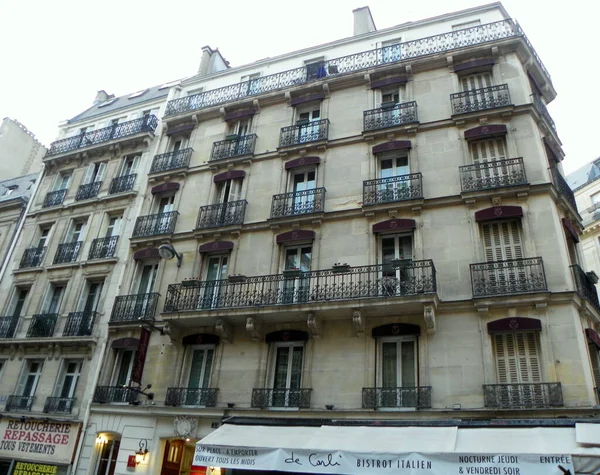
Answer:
[290,93,325,106]
[585,328,600,349]
[372,141,412,154]
[562,218,580,243]
[214,170,246,182]
[151,182,181,194]
[265,330,309,343]
[474,206,523,222]
[199,241,234,252]
[284,156,321,170]
[464,124,507,140]
[275,230,316,243]
[133,247,160,260]
[370,75,408,89]
[487,317,542,333]
[372,323,421,337]
[112,337,140,349]
[454,58,495,73]
[182,333,220,345]
[372,218,416,233]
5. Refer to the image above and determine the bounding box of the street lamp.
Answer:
[158,243,182,267]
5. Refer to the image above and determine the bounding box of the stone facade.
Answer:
[0,118,45,181]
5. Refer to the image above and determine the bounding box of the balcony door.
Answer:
[379,337,417,407]
[482,220,524,291]
[120,155,139,177]
[184,347,215,405]
[157,195,176,233]
[79,281,103,328]
[42,284,65,315]
[282,246,311,303]
[297,109,321,143]
[201,255,228,309]
[215,179,243,225]
[135,264,158,319]
[83,162,106,186]
[16,360,43,408]
[291,169,316,214]
[378,153,410,202]
[111,350,135,402]
[470,138,507,184]
[171,135,189,153]
[105,216,122,238]
[381,235,413,295]
[380,89,403,124]
[272,343,303,406]
[53,173,71,192]
[381,40,401,63]
[54,360,82,410]
[461,72,493,107]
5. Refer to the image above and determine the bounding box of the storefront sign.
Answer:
[10,462,63,475]
[0,419,80,465]
[193,446,574,475]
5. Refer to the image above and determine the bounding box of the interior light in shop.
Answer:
[208,467,222,475]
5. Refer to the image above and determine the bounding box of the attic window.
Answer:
[2,186,17,196]
[452,19,481,31]
[98,98,118,108]
[159,79,182,90]
[129,89,148,99]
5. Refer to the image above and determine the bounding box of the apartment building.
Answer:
[0,118,45,181]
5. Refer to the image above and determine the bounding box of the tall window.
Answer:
[82,162,106,186]
[67,219,87,243]
[271,343,304,406]
[215,178,243,205]
[381,234,413,294]
[53,359,82,410]
[79,281,104,314]
[112,350,135,388]
[589,342,600,395]
[201,254,228,309]
[470,138,506,165]
[295,106,321,143]
[120,155,139,177]
[7,287,29,317]
[41,284,66,314]
[282,246,311,303]
[381,38,401,63]
[105,215,122,238]
[288,168,317,214]
[229,118,251,137]
[170,135,189,153]
[37,226,52,248]
[94,438,121,475]
[53,173,71,192]
[461,72,492,92]
[481,220,523,262]
[493,331,541,384]
[16,360,44,398]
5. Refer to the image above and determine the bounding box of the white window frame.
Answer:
[111,349,135,387]
[6,287,29,317]
[41,283,66,314]
[183,345,215,390]
[120,154,140,177]
[93,437,121,475]
[377,335,418,388]
[268,341,305,397]
[53,172,72,192]
[53,359,83,399]
[16,359,44,397]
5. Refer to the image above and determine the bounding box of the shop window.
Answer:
[94,437,121,475]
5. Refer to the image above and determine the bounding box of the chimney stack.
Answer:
[93,90,111,105]
[353,6,376,36]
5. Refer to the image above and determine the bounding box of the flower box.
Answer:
[391,258,412,269]
[332,263,351,273]
[228,274,247,283]
[182,279,201,287]
[282,269,302,278]
[225,134,240,141]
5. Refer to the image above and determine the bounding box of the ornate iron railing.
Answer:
[53,241,82,264]
[279,119,329,147]
[450,84,511,114]
[251,388,312,408]
[89,236,119,259]
[552,169,578,212]
[26,313,58,337]
[43,397,76,414]
[471,257,547,298]
[164,260,436,311]
[75,181,101,201]
[110,293,159,323]
[270,188,326,218]
[483,382,563,409]
[165,20,547,117]
[196,200,247,229]
[165,388,219,407]
[150,148,193,173]
[211,134,257,161]
[362,387,432,409]
[42,189,67,208]
[93,386,138,404]
[459,157,527,192]
[46,116,158,157]
[109,174,137,194]
[571,265,600,311]
[132,211,178,238]
[532,95,556,132]
[19,247,46,268]
[363,173,422,205]
[0,316,18,338]
[5,395,35,412]
[63,311,97,336]
[363,101,418,131]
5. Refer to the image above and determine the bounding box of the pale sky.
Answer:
[0,0,597,174]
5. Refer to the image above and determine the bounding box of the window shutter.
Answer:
[95,163,107,182]
[495,332,541,384]
[495,333,519,383]
[82,164,95,185]
[482,221,523,262]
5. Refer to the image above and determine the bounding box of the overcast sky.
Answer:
[0,0,597,174]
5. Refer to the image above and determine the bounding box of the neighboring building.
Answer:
[0,118,45,181]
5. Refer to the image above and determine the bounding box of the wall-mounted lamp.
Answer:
[134,438,149,465]
[158,243,182,267]
[96,435,108,445]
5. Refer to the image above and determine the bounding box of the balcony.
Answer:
[0,316,18,338]
[164,260,436,312]
[450,84,511,115]
[211,134,256,161]
[93,386,138,404]
[19,247,45,269]
[363,173,422,206]
[571,264,600,311]
[63,311,97,336]
[132,211,178,238]
[150,148,193,173]
[165,20,547,117]
[460,158,527,192]
[43,397,76,414]
[471,257,547,298]
[196,200,247,229]
[279,119,329,148]
[26,314,58,338]
[552,169,578,213]
[110,293,159,323]
[532,95,556,133]
[89,236,119,259]
[270,188,326,218]
[109,174,136,194]
[5,395,35,412]
[42,189,67,208]
[53,241,82,264]
[363,101,418,132]
[251,388,312,409]
[483,382,563,409]
[75,182,101,201]
[362,387,432,409]
[165,388,219,407]
[46,116,158,158]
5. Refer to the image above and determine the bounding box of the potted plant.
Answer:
[228,274,247,283]
[332,262,351,273]
[182,277,201,287]
[282,267,302,278]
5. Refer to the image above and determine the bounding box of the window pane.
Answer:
[188,350,205,388]
[273,347,289,389]
[300,247,312,272]
[401,341,416,386]
[202,349,214,388]
[290,347,303,389]
[382,342,397,387]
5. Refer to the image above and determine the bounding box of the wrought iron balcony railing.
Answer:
[363,173,423,205]
[363,101,418,131]
[63,311,97,336]
[109,174,137,194]
[75,182,101,201]
[165,20,548,117]
[89,236,119,259]
[211,134,257,161]
[150,148,193,173]
[471,257,547,298]
[164,260,436,312]
[0,316,18,338]
[532,95,556,132]
[5,395,35,412]
[53,241,82,264]
[43,397,76,414]
[279,119,329,147]
[483,382,563,409]
[362,386,432,409]
[251,388,312,408]
[270,188,326,218]
[93,386,138,404]
[552,168,578,212]
[110,293,159,323]
[196,200,248,229]
[42,189,67,208]
[450,84,511,114]
[165,388,219,407]
[571,265,600,311]
[46,116,158,157]
[459,157,527,192]
[27,313,58,338]
[132,211,178,238]
[19,247,45,268]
